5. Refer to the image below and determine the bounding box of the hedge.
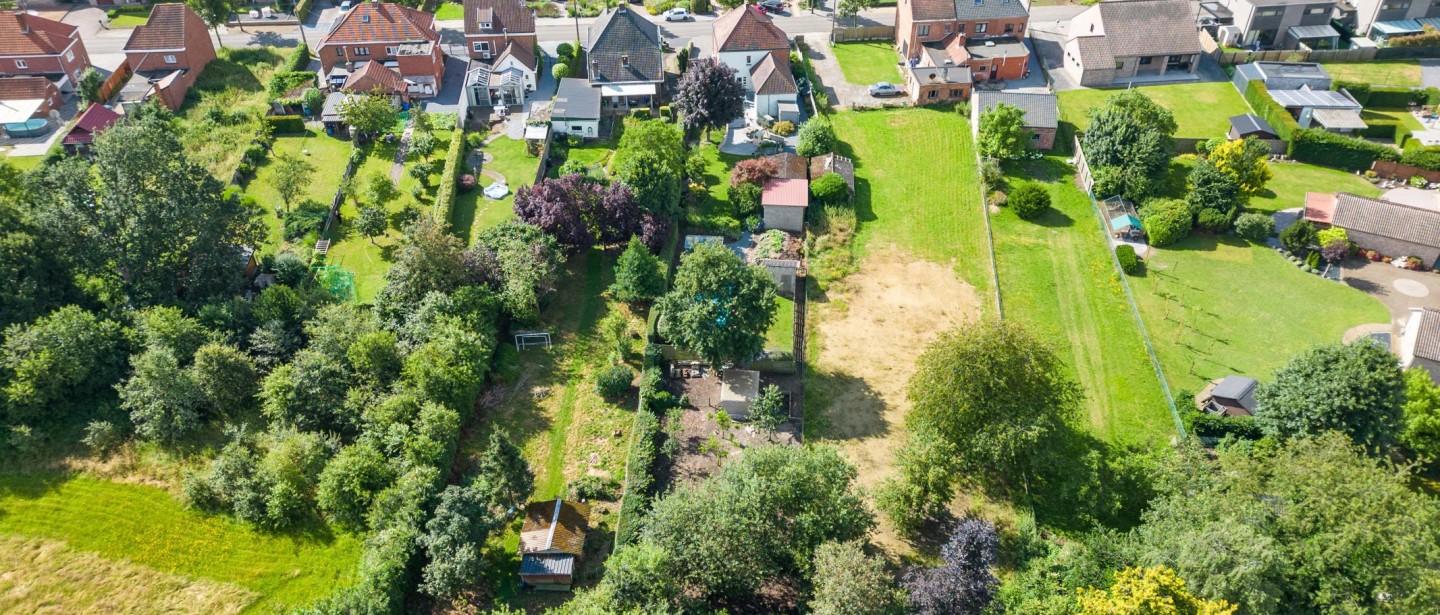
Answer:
[433,127,467,226]
[615,368,664,547]
[1401,140,1440,171]
[1360,118,1405,143]
[264,114,306,134]
[283,42,310,72]
[1334,80,1371,105]
[1243,80,1300,141]
[1185,410,1264,441]
[1289,128,1400,170]
[1368,86,1431,108]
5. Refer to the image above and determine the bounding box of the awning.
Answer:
[0,99,44,124]
[599,83,656,97]
[1288,24,1339,40]
[1111,213,1143,231]
[523,123,549,140]
[1313,108,1368,130]
[1372,19,1424,36]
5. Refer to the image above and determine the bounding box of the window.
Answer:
[976,22,988,33]
[918,24,930,36]
[14,59,26,69]
[337,48,345,57]
[951,88,963,97]
[1031,132,1041,140]
[355,47,370,56]
[1004,23,1014,33]
[65,50,74,62]
[361,14,371,23]
[944,23,951,33]
[163,54,177,64]
[473,41,491,53]
[1139,56,1153,64]
[746,55,752,64]
[1257,8,1282,16]
[956,23,965,33]
[480,21,491,29]
[1306,6,1328,13]
[385,46,398,55]
[1382,1,1409,8]
[1115,60,1124,69]
[927,89,938,99]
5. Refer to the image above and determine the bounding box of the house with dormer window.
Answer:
[0,11,91,90]
[896,0,1030,76]
[316,0,445,99]
[462,0,538,112]
[583,6,664,110]
[713,5,799,122]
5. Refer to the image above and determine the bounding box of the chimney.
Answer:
[18,15,29,35]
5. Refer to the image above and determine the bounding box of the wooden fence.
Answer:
[831,24,894,44]
[1214,47,1376,65]
[1373,159,1440,183]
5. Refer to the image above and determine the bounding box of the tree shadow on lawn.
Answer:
[800,367,888,441]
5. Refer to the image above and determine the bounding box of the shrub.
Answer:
[1008,183,1051,220]
[796,118,836,156]
[616,410,659,546]
[596,365,636,399]
[1235,212,1275,242]
[811,172,849,205]
[568,476,620,501]
[1412,173,1430,188]
[458,174,477,192]
[1289,129,1400,171]
[265,114,306,134]
[1141,198,1192,247]
[629,108,652,120]
[1280,219,1317,255]
[658,105,674,121]
[1115,244,1140,275]
[1196,208,1232,233]
[1322,237,1349,263]
[771,120,796,136]
[1185,410,1263,440]
[1244,80,1301,141]
[1305,251,1320,269]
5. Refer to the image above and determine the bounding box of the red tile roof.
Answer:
[344,60,405,93]
[63,103,121,145]
[0,11,79,56]
[1303,192,1336,225]
[464,0,535,36]
[713,6,788,53]
[321,2,438,46]
[495,40,536,70]
[0,75,57,101]
[750,53,796,95]
[123,4,201,51]
[762,177,808,207]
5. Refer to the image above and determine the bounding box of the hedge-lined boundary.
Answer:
[434,126,466,226]
[614,384,661,547]
[1243,80,1300,141]
[1333,80,1440,107]
[1289,128,1400,170]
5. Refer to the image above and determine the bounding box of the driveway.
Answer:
[1343,258,1440,330]
[803,36,904,109]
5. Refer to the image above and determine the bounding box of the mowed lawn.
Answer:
[450,135,542,246]
[1320,60,1422,87]
[1058,82,1252,138]
[1248,160,1381,215]
[831,107,994,306]
[246,130,354,252]
[1129,237,1390,395]
[993,158,1174,444]
[0,474,361,614]
[767,295,796,352]
[832,41,902,86]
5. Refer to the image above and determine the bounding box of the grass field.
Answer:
[433,1,464,19]
[766,295,796,352]
[1129,236,1390,394]
[107,7,155,28]
[993,159,1174,444]
[246,130,354,252]
[1,155,43,172]
[1248,160,1381,215]
[1058,82,1252,138]
[832,41,902,86]
[0,474,361,613]
[178,47,287,179]
[686,143,746,236]
[1321,60,1422,87]
[451,135,542,246]
[830,106,993,304]
[1362,107,1426,143]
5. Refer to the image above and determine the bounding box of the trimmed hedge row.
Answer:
[1401,140,1440,171]
[1185,410,1263,441]
[615,401,660,547]
[1289,128,1400,170]
[1360,118,1407,144]
[1244,80,1300,141]
[434,127,467,226]
[264,114,306,134]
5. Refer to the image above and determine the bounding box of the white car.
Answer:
[868,82,903,97]
[663,7,691,21]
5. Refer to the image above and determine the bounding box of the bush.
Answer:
[1305,250,1321,269]
[433,129,467,225]
[1008,183,1051,220]
[796,118,836,157]
[658,105,674,121]
[1334,80,1371,106]
[1115,244,1140,275]
[1289,129,1400,171]
[1235,212,1275,241]
[771,120,796,136]
[629,108,652,120]
[596,365,635,399]
[458,174,477,192]
[1280,219,1317,255]
[616,410,660,546]
[265,114,306,134]
[568,476,621,501]
[1141,198,1192,247]
[1244,80,1301,141]
[1185,410,1263,440]
[1196,207,1232,233]
[811,172,849,205]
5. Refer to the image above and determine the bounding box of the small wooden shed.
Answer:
[518,498,590,591]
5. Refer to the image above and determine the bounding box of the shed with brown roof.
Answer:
[519,498,590,591]
[1330,192,1440,266]
[344,60,408,99]
[766,152,808,180]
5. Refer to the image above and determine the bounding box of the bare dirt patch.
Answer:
[0,536,256,614]
[808,247,981,491]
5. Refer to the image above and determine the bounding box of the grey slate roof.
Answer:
[1229,113,1277,138]
[953,0,1029,20]
[520,553,576,576]
[552,77,601,120]
[1075,0,1202,59]
[1413,307,1440,361]
[1211,375,1258,412]
[973,91,1058,129]
[1333,192,1440,250]
[584,7,663,84]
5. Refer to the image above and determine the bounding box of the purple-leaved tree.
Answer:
[674,57,745,140]
[513,173,644,249]
[903,518,1001,615]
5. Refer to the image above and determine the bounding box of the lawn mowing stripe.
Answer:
[536,248,608,498]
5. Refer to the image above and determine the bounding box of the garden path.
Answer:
[388,117,414,185]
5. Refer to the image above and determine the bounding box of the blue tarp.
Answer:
[1111,214,1143,231]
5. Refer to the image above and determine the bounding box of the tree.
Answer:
[674,58,745,140]
[317,441,395,531]
[513,173,643,249]
[614,149,681,216]
[904,518,1001,615]
[1077,566,1237,615]
[749,384,786,438]
[409,131,438,161]
[120,347,204,446]
[876,426,959,533]
[552,62,571,79]
[1234,212,1274,242]
[1185,159,1242,225]
[134,305,211,362]
[410,104,433,134]
[357,206,388,244]
[270,152,317,211]
[1140,198,1192,247]
[259,349,352,433]
[0,201,78,330]
[373,218,492,320]
[1208,137,1272,197]
[1402,368,1440,463]
[190,342,258,419]
[730,157,780,188]
[655,241,778,366]
[364,171,399,208]
[1009,182,1051,220]
[475,221,564,322]
[1254,340,1405,451]
[812,540,907,615]
[77,68,105,105]
[419,485,499,598]
[977,102,1030,160]
[340,91,396,137]
[811,172,850,205]
[185,0,235,48]
[1081,90,1176,201]
[472,431,533,512]
[906,321,1080,492]
[610,236,666,304]
[615,119,686,177]
[1,306,125,425]
[797,117,837,157]
[836,0,878,25]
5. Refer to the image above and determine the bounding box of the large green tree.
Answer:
[1402,368,1440,464]
[1,306,125,425]
[1254,340,1404,451]
[185,0,236,48]
[609,236,666,304]
[655,241,778,366]
[614,149,681,216]
[121,346,204,446]
[812,540,907,615]
[673,58,745,141]
[474,221,564,322]
[1081,90,1176,202]
[340,91,397,138]
[977,102,1030,160]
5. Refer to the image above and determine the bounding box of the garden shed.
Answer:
[761,177,808,232]
[518,498,591,591]
[1228,114,1278,140]
[1195,375,1259,417]
[718,369,761,420]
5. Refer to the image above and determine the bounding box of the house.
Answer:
[120,3,216,111]
[810,152,855,193]
[1228,113,1280,139]
[713,5,790,89]
[1354,0,1440,42]
[1306,192,1440,266]
[903,36,972,104]
[0,75,63,137]
[1062,0,1203,87]
[61,102,121,152]
[762,177,808,232]
[895,0,1030,63]
[1230,61,1332,91]
[462,0,538,113]
[1195,375,1259,417]
[1401,307,1440,383]
[0,11,91,89]
[550,77,602,138]
[1207,0,1353,49]
[316,0,444,99]
[343,59,409,102]
[584,6,664,111]
[518,498,590,591]
[718,369,761,419]
[971,90,1059,150]
[1267,86,1365,132]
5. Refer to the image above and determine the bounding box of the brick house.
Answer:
[0,75,64,134]
[462,0,538,112]
[0,11,91,90]
[713,5,798,122]
[970,90,1058,150]
[583,6,664,110]
[895,0,1029,71]
[1063,0,1202,87]
[120,4,216,111]
[317,0,445,99]
[343,58,410,102]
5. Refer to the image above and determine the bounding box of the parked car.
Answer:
[868,82,903,97]
[340,0,354,9]
[759,0,785,10]
[664,7,691,20]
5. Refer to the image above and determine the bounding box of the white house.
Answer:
[713,5,797,121]
[551,77,601,138]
